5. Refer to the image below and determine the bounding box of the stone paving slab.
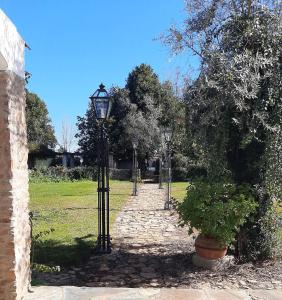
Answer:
[24,287,282,300]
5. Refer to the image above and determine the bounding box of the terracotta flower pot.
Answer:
[195,234,227,260]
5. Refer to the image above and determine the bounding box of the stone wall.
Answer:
[0,72,30,299]
[0,10,30,300]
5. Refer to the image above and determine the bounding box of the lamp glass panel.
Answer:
[107,98,113,118]
[95,99,109,119]
[164,129,172,142]
[132,138,138,149]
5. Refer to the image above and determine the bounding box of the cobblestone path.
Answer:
[112,183,193,256]
[35,183,282,290]
[82,183,195,288]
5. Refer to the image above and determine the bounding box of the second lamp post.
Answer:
[90,83,112,254]
[163,127,172,210]
[132,137,138,196]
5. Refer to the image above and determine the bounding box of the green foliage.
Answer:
[29,166,97,183]
[29,166,136,183]
[159,82,187,154]
[241,199,282,260]
[171,153,189,181]
[109,168,131,180]
[172,167,188,182]
[26,90,57,150]
[76,64,163,167]
[108,88,133,160]
[177,181,257,246]
[257,206,282,258]
[75,103,99,166]
[119,64,163,166]
[30,222,59,272]
[126,63,161,113]
[164,0,282,260]
[171,154,207,181]
[76,64,187,172]
[32,263,60,273]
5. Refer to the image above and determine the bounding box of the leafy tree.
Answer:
[26,90,57,150]
[76,64,188,174]
[159,81,186,154]
[164,0,282,259]
[107,87,133,161]
[76,103,99,166]
[76,87,136,166]
[108,87,161,172]
[126,63,162,112]
[125,64,164,170]
[124,97,160,171]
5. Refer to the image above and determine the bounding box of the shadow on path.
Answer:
[33,241,282,289]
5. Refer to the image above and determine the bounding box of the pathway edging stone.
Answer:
[24,286,282,300]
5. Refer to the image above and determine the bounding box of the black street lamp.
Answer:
[132,137,138,196]
[90,83,112,253]
[158,149,163,189]
[158,133,166,189]
[163,127,172,210]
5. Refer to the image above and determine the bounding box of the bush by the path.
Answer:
[29,166,133,182]
[29,166,97,182]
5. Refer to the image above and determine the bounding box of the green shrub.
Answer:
[171,153,207,181]
[29,166,97,183]
[109,168,131,180]
[244,204,282,260]
[186,166,207,179]
[29,166,133,182]
[177,181,257,246]
[172,167,188,181]
[171,154,189,181]
[66,166,97,180]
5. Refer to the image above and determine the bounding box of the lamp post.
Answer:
[158,150,163,189]
[163,127,172,210]
[90,83,112,254]
[132,137,138,196]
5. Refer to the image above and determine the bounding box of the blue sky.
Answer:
[0,0,198,149]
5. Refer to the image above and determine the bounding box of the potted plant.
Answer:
[177,181,257,259]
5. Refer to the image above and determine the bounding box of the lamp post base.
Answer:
[132,180,138,196]
[96,234,111,254]
[164,201,171,210]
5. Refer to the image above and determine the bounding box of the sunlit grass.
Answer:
[171,181,190,202]
[29,180,131,268]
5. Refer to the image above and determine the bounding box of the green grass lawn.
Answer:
[276,203,282,245]
[171,181,189,202]
[29,180,131,269]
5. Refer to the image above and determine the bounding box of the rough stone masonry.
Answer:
[0,9,30,300]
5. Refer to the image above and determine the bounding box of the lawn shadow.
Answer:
[32,234,96,268]
[63,207,121,212]
[32,240,200,287]
[31,240,282,288]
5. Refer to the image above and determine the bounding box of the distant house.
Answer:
[28,145,83,169]
[61,151,83,168]
[115,159,132,170]
[28,145,57,169]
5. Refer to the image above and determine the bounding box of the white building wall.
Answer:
[0,9,25,78]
